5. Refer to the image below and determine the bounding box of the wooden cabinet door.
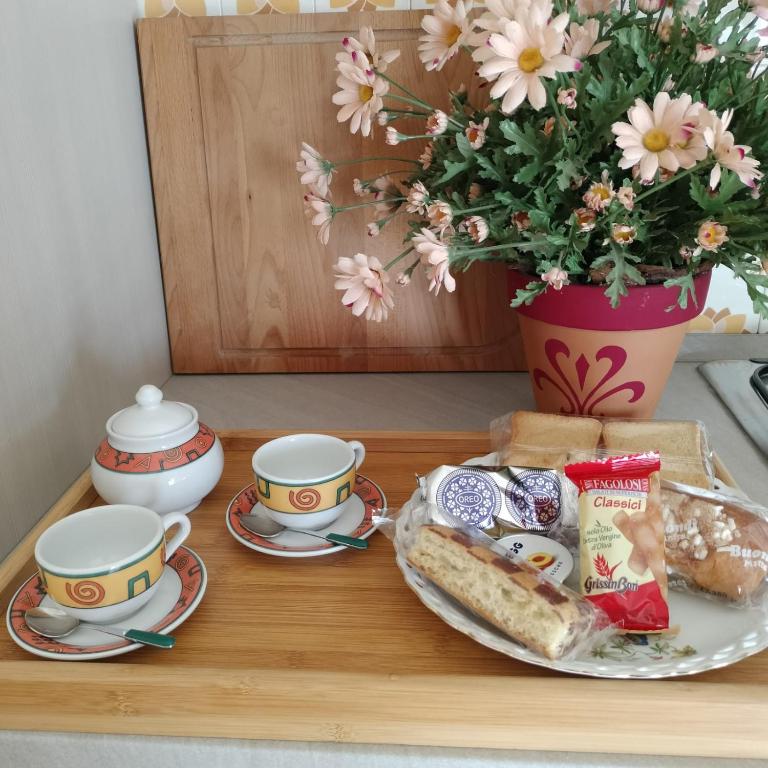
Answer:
[138,12,525,372]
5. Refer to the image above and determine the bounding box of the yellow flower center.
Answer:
[700,225,716,242]
[519,47,544,73]
[642,128,670,153]
[594,184,611,200]
[445,24,462,47]
[358,84,374,103]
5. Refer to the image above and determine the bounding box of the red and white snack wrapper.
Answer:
[565,452,670,633]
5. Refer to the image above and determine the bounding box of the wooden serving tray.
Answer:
[0,431,765,758]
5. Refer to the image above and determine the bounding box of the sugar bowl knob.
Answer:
[135,384,164,409]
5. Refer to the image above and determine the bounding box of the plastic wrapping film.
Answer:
[374,500,611,661]
[661,481,768,608]
[490,410,716,490]
[416,463,579,536]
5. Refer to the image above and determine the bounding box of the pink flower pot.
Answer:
[508,270,712,418]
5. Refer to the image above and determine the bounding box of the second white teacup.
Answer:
[34,504,191,623]
[252,434,365,530]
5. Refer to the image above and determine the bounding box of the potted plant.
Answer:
[297,0,768,416]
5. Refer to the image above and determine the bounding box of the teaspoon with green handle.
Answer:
[25,607,175,649]
[239,513,368,549]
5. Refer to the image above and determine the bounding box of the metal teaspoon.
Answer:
[25,607,175,649]
[239,513,368,549]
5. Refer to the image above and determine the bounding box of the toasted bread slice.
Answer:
[508,411,603,451]
[602,420,710,489]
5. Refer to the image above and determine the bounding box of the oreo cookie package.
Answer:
[418,465,564,535]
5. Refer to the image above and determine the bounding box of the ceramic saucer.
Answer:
[6,545,206,661]
[226,474,385,557]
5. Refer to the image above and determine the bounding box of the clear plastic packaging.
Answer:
[660,481,768,607]
[417,463,574,537]
[490,410,715,490]
[375,500,611,661]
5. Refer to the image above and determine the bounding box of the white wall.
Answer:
[0,0,171,560]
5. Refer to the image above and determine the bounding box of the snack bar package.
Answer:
[661,483,768,606]
[418,464,569,535]
[565,452,670,633]
[491,410,715,490]
[383,499,608,661]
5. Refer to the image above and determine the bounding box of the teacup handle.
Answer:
[347,440,365,470]
[162,513,192,562]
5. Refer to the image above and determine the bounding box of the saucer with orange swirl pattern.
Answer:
[6,546,206,660]
[226,475,385,557]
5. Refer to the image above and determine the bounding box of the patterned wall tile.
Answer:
[221,0,313,13]
[688,264,764,334]
[142,0,222,16]
[314,0,408,11]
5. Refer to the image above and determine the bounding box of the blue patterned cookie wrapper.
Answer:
[421,465,562,533]
[433,468,502,529]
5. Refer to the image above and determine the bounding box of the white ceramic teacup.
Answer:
[34,504,191,623]
[252,434,366,530]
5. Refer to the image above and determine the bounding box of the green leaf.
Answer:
[689,172,742,212]
[663,273,696,311]
[554,158,580,192]
[510,280,547,307]
[514,161,541,185]
[475,153,504,183]
[454,132,474,159]
[500,121,542,157]
[436,159,471,184]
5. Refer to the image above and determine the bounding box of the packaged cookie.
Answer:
[565,452,670,633]
[418,464,567,535]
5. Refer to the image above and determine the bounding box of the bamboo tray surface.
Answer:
[0,431,766,759]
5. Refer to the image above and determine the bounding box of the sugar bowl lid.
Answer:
[106,385,199,453]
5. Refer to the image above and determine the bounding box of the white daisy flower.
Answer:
[576,0,616,15]
[701,109,763,190]
[371,176,403,217]
[303,186,333,245]
[612,224,637,245]
[466,118,490,149]
[461,215,489,243]
[427,200,454,235]
[426,110,449,136]
[406,181,430,215]
[617,187,635,211]
[418,0,475,72]
[296,143,333,196]
[334,253,394,322]
[694,44,719,63]
[419,144,434,170]
[337,26,400,73]
[332,59,388,137]
[611,92,707,182]
[564,20,610,60]
[541,266,569,290]
[385,126,401,145]
[696,221,728,252]
[468,182,484,200]
[636,0,664,11]
[583,170,615,211]
[478,11,580,113]
[557,87,577,109]
[412,228,456,295]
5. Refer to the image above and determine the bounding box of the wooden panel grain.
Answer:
[0,432,766,757]
[138,13,525,373]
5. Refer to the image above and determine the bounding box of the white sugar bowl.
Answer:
[90,385,224,516]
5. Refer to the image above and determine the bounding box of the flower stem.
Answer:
[633,163,709,203]
[376,72,433,110]
[333,156,419,167]
[451,239,550,257]
[385,93,464,130]
[454,203,497,215]
[384,245,414,271]
[332,198,406,214]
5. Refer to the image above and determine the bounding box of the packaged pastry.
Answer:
[491,410,715,490]
[393,502,606,660]
[661,484,768,605]
[418,464,566,534]
[565,452,670,632]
